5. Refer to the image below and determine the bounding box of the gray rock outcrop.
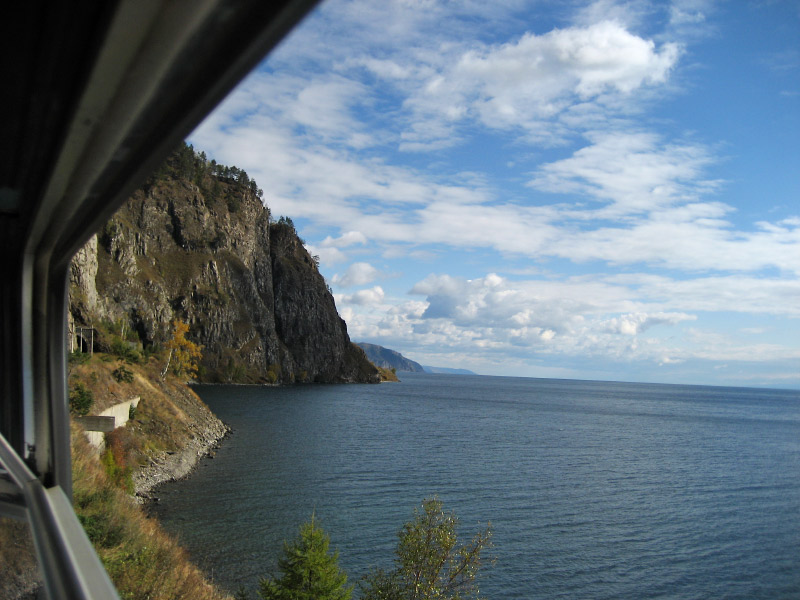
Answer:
[69,147,378,384]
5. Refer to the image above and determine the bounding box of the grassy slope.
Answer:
[376,366,400,382]
[0,354,233,600]
[72,421,230,600]
[71,355,233,599]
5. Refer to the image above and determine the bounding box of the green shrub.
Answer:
[265,363,281,384]
[69,350,91,365]
[78,512,125,548]
[360,498,493,600]
[112,365,135,383]
[101,441,133,494]
[69,383,94,416]
[110,336,143,364]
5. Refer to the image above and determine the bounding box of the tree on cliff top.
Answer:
[161,320,203,379]
[258,514,352,600]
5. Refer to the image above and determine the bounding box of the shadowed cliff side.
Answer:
[69,144,379,385]
[270,222,380,383]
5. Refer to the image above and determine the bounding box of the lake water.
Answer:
[149,373,800,599]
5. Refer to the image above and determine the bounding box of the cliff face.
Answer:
[69,146,378,384]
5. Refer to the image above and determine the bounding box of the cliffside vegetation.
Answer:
[0,347,231,600]
[376,366,400,382]
[71,418,230,600]
[72,351,231,598]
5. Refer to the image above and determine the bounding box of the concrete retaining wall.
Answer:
[85,397,140,450]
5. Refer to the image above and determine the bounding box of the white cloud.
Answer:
[601,311,696,335]
[309,245,348,265]
[336,270,800,372]
[321,231,368,248]
[309,231,369,265]
[332,262,381,287]
[658,355,685,365]
[400,20,681,147]
[409,272,634,332]
[668,0,712,27]
[573,0,654,30]
[611,274,800,316]
[339,286,385,305]
[528,131,719,215]
[195,90,800,277]
[740,327,766,335]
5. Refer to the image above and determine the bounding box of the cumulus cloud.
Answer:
[332,262,381,287]
[409,272,630,333]
[601,312,696,335]
[400,20,681,148]
[339,286,385,305]
[334,269,799,374]
[309,231,369,265]
[320,231,368,248]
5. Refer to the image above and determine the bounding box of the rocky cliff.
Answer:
[69,144,378,384]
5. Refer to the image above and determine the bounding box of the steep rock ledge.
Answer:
[69,145,378,385]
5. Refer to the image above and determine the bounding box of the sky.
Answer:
[189,0,800,388]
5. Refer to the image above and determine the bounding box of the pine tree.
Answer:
[259,515,352,600]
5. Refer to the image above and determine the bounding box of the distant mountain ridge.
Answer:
[356,343,425,372]
[423,366,478,375]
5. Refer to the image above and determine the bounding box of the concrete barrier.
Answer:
[83,397,140,450]
[75,416,115,432]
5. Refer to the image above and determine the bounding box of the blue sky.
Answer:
[190,0,800,388]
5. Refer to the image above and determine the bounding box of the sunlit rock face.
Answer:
[69,149,378,385]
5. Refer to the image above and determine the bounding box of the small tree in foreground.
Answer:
[360,498,493,600]
[259,515,352,600]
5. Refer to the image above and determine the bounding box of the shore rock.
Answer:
[132,386,229,500]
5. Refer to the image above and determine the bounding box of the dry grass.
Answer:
[69,353,196,456]
[376,366,400,382]
[65,353,233,600]
[0,348,233,600]
[72,427,232,600]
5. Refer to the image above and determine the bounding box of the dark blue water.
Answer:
[150,374,800,599]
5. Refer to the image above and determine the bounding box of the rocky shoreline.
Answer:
[133,414,229,502]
